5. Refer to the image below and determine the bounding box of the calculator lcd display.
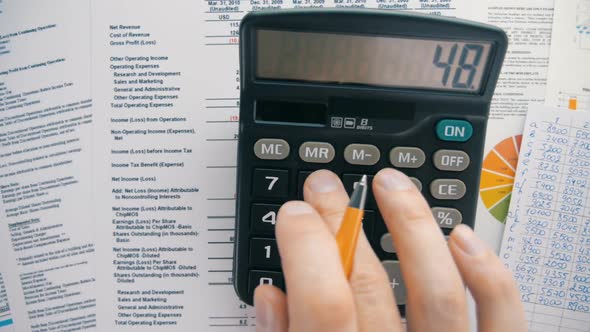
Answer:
[256,30,492,93]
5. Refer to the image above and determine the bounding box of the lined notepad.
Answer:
[499,106,590,332]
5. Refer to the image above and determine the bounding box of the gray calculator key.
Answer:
[382,261,407,305]
[432,207,463,229]
[380,233,396,253]
[430,179,466,200]
[344,144,380,165]
[254,139,290,160]
[299,142,335,163]
[409,177,422,191]
[389,147,425,168]
[433,150,470,171]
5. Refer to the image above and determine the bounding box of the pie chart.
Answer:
[479,135,522,223]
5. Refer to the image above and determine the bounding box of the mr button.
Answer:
[299,142,335,163]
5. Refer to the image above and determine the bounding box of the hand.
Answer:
[253,168,527,332]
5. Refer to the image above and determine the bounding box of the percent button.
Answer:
[431,207,462,229]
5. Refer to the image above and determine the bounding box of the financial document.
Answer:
[90,1,487,329]
[0,0,96,331]
[477,0,555,250]
[545,0,590,111]
[0,0,565,331]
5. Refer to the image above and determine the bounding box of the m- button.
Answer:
[254,139,290,160]
[430,179,466,200]
[389,147,425,168]
[344,144,380,165]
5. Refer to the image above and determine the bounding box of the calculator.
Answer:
[233,9,507,311]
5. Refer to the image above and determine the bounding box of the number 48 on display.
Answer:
[433,43,484,89]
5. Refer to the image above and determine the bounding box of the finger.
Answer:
[302,169,357,232]
[373,168,469,332]
[276,201,357,332]
[449,225,527,332]
[303,170,402,332]
[254,285,288,332]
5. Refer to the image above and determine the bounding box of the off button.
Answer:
[433,150,470,171]
[436,120,473,142]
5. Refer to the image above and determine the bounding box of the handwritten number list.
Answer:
[500,107,590,331]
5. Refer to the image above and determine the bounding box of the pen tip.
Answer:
[349,175,368,209]
[360,174,367,185]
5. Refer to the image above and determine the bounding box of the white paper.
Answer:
[475,0,555,253]
[0,0,565,330]
[88,1,493,330]
[0,0,96,331]
[499,105,590,331]
[545,0,590,111]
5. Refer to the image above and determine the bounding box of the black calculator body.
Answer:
[233,9,507,311]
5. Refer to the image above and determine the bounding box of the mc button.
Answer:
[436,120,473,142]
[254,139,290,160]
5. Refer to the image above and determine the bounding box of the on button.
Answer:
[436,120,473,142]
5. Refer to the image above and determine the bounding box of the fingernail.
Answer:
[254,292,274,331]
[375,168,414,191]
[452,225,488,256]
[307,170,339,193]
[280,201,314,216]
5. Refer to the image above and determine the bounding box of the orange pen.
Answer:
[336,175,368,278]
